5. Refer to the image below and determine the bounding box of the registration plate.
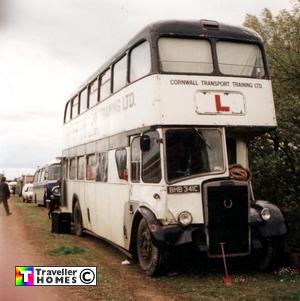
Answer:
[167,185,200,194]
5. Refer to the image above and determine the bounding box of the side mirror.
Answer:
[140,135,151,152]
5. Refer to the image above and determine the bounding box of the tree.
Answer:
[244,1,300,247]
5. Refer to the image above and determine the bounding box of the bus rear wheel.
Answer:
[74,202,83,236]
[137,218,164,276]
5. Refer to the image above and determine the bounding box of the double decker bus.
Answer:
[61,20,286,275]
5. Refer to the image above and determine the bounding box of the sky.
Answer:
[0,0,294,180]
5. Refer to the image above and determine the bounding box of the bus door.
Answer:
[124,136,141,248]
[126,131,165,246]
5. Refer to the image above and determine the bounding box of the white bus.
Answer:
[61,20,286,275]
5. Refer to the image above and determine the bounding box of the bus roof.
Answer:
[74,19,263,96]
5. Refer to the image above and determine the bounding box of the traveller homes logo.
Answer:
[15,266,97,286]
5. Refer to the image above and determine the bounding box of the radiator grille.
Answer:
[205,183,250,257]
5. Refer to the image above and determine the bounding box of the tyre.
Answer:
[74,201,83,236]
[253,238,285,271]
[137,218,164,276]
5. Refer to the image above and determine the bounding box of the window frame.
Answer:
[88,77,100,109]
[99,68,112,102]
[79,87,88,114]
[112,54,128,93]
[64,101,71,123]
[77,156,85,180]
[115,148,127,180]
[69,157,77,180]
[163,127,225,184]
[71,95,79,119]
[157,36,214,75]
[96,152,108,182]
[129,40,151,83]
[141,131,162,184]
[86,154,96,181]
[215,40,266,78]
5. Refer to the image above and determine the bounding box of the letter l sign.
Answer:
[215,95,230,112]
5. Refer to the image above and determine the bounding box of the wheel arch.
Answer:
[129,206,159,258]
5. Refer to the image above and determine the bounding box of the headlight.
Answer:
[51,186,60,196]
[260,208,271,221]
[178,211,193,226]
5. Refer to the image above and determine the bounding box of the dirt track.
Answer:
[0,200,80,301]
[0,198,179,301]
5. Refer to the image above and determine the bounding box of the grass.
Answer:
[13,197,300,301]
[48,245,86,256]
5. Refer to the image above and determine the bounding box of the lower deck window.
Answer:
[96,152,108,182]
[115,148,127,180]
[77,156,85,180]
[86,154,96,180]
[69,158,76,180]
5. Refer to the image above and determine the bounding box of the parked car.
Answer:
[16,175,34,197]
[33,160,61,207]
[22,183,33,202]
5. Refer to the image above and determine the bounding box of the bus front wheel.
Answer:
[137,218,164,276]
[74,202,83,236]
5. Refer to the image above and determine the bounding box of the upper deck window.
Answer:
[65,101,71,123]
[113,55,127,93]
[100,69,111,101]
[71,96,79,119]
[158,38,213,74]
[216,42,265,78]
[89,78,99,108]
[80,88,88,114]
[130,41,151,82]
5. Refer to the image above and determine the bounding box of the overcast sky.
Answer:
[0,0,293,179]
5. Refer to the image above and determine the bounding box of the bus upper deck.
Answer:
[62,20,276,152]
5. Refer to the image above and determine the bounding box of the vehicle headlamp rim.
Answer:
[178,211,193,226]
[260,207,271,221]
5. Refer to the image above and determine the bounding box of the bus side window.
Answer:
[131,137,140,182]
[226,138,237,165]
[79,88,88,114]
[100,69,111,101]
[64,101,71,123]
[77,156,85,180]
[86,154,96,181]
[142,131,161,183]
[130,40,151,82]
[115,148,127,180]
[63,159,68,179]
[89,78,99,108]
[96,152,108,182]
[71,96,79,119]
[69,158,77,180]
[113,55,127,93]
